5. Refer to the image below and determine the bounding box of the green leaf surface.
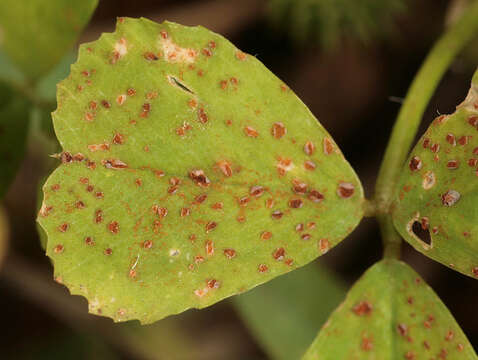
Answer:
[37,17,364,323]
[302,260,477,360]
[233,262,346,360]
[0,83,29,199]
[392,70,478,279]
[0,0,97,81]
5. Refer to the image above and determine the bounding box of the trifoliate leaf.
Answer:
[0,0,97,81]
[37,17,364,323]
[303,260,477,359]
[392,69,478,279]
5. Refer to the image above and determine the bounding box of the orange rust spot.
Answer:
[258,264,268,273]
[197,107,208,124]
[272,247,285,261]
[53,244,64,254]
[206,240,214,256]
[352,301,372,316]
[235,50,246,60]
[244,126,259,138]
[135,178,142,187]
[224,248,236,259]
[112,133,125,145]
[319,238,330,254]
[84,112,95,122]
[323,138,334,154]
[271,122,286,139]
[260,231,272,240]
[304,141,315,155]
[88,143,110,152]
[217,160,232,177]
[127,88,136,96]
[211,202,223,210]
[108,221,119,234]
[337,182,355,198]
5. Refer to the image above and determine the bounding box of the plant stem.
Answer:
[374,1,478,257]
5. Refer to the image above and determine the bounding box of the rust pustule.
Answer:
[271,122,287,139]
[442,190,460,206]
[337,182,355,198]
[352,301,372,316]
[272,247,285,261]
[409,156,422,171]
[189,169,211,187]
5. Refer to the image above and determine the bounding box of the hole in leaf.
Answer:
[167,75,194,94]
[411,220,432,246]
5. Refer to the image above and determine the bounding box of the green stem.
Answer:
[375,1,478,257]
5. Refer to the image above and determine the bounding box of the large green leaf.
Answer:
[0,0,97,81]
[37,17,364,323]
[392,69,478,279]
[303,260,477,359]
[0,83,29,199]
[233,262,346,360]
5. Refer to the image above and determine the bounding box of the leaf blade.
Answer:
[303,260,477,359]
[38,17,364,323]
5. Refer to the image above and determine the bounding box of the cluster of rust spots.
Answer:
[219,77,239,91]
[59,151,85,164]
[88,143,110,152]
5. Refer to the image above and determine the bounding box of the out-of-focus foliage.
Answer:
[234,262,346,360]
[0,0,98,81]
[268,0,407,47]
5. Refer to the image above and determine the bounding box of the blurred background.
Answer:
[1,0,478,359]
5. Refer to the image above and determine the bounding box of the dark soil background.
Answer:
[1,1,477,359]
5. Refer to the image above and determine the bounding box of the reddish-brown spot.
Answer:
[361,336,373,351]
[86,160,96,170]
[194,255,204,264]
[202,48,212,57]
[271,210,283,219]
[168,185,178,194]
[53,244,64,254]
[309,190,325,203]
[260,231,272,240]
[211,202,223,210]
[468,158,478,167]
[108,221,119,234]
[95,210,103,224]
[352,301,372,316]
[220,79,228,90]
[104,248,112,256]
[319,238,330,254]
[189,169,211,187]
[271,122,286,139]
[304,160,316,170]
[238,196,250,206]
[468,115,478,128]
[60,152,73,164]
[457,344,464,352]
[301,233,311,241]
[258,264,268,273]
[197,107,208,124]
[409,156,422,171]
[89,101,97,110]
[235,51,246,60]
[127,88,136,96]
[292,179,308,194]
[447,160,459,169]
[180,208,191,217]
[188,98,197,109]
[73,153,85,162]
[423,137,431,148]
[103,159,128,169]
[224,248,236,259]
[101,100,111,108]
[51,183,61,191]
[135,178,142,187]
[431,143,440,153]
[273,247,285,261]
[85,236,94,246]
[244,126,259,138]
[472,267,478,277]
[143,240,153,249]
[112,133,124,145]
[144,52,159,61]
[446,133,456,146]
[265,198,274,209]
[206,240,214,256]
[217,160,232,177]
[250,185,265,197]
[289,198,303,208]
[323,138,334,154]
[205,221,217,233]
[58,223,69,232]
[75,200,85,209]
[195,194,208,204]
[304,141,315,155]
[405,351,415,360]
[397,323,408,336]
[84,112,95,122]
[445,330,454,341]
[337,182,355,198]
[140,103,151,118]
[458,135,469,146]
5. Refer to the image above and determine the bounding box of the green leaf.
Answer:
[0,0,98,81]
[233,262,346,360]
[37,17,364,324]
[0,83,29,199]
[302,260,477,360]
[392,69,478,279]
